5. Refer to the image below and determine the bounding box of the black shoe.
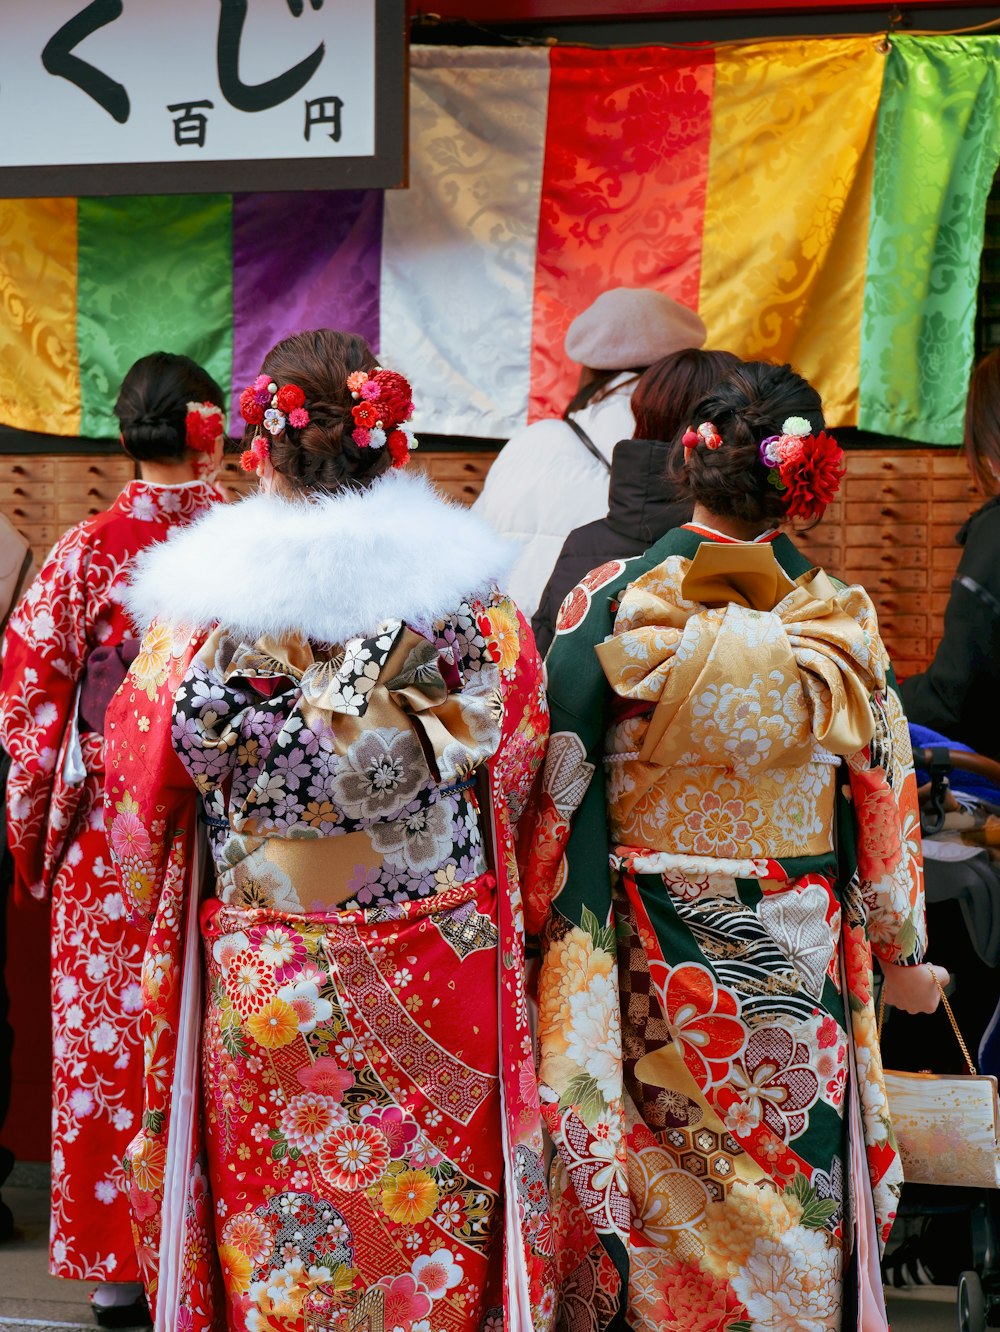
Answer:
[90,1292,151,1329]
[0,1196,13,1244]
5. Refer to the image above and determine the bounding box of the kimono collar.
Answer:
[125,468,516,644]
[112,479,222,524]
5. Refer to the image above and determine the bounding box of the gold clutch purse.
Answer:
[879,979,1000,1190]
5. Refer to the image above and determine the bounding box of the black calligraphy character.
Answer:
[217,0,326,114]
[41,0,129,123]
[167,101,215,148]
[304,95,342,143]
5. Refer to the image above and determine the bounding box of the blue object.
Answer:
[909,722,1000,806]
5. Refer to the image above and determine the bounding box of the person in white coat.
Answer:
[473,286,707,617]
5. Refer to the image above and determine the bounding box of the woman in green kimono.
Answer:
[523,361,947,1332]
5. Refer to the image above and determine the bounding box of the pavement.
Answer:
[0,1165,961,1332]
[0,1166,149,1332]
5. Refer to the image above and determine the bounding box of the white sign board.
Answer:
[0,0,406,196]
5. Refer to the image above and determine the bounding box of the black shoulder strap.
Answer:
[564,415,611,473]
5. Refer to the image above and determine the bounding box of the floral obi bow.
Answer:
[595,542,885,774]
[213,614,500,790]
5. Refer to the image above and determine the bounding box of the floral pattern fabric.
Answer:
[105,591,554,1331]
[0,479,221,1281]
[524,524,926,1332]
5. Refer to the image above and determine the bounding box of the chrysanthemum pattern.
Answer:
[527,530,925,1329]
[105,582,557,1329]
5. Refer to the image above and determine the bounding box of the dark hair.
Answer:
[964,349,1000,496]
[250,329,389,494]
[668,361,825,526]
[631,348,742,443]
[114,352,225,463]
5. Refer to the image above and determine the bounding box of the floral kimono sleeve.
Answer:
[845,668,926,969]
[104,622,206,929]
[488,595,548,834]
[521,562,637,939]
[0,526,89,899]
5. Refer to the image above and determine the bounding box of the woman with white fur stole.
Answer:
[103,330,555,1332]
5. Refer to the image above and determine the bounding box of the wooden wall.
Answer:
[0,446,976,677]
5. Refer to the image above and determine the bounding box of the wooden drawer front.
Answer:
[876,614,927,639]
[930,500,978,525]
[931,565,960,591]
[845,501,928,525]
[6,503,55,526]
[866,592,932,615]
[932,478,978,502]
[429,479,484,506]
[844,523,927,547]
[17,524,61,551]
[930,452,970,476]
[4,457,59,483]
[838,548,929,574]
[55,458,133,490]
[842,476,929,503]
[0,480,57,503]
[420,452,497,484]
[846,455,930,479]
[56,500,108,523]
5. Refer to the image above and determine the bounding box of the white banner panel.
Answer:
[380,46,551,440]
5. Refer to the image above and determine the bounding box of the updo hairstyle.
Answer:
[669,361,824,526]
[251,329,389,494]
[114,352,225,464]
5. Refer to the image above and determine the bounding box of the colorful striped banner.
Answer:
[0,36,998,446]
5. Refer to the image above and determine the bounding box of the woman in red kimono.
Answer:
[103,330,554,1332]
[0,353,226,1325]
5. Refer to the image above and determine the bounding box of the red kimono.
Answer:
[103,473,556,1332]
[0,479,221,1280]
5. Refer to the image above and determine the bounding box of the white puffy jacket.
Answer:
[472,375,635,618]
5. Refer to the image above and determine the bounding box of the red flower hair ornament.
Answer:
[347,368,418,469]
[185,402,225,454]
[758,416,844,521]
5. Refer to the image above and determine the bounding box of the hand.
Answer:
[881,961,950,1015]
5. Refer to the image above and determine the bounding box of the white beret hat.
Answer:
[564,287,708,370]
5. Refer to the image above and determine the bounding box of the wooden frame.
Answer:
[0,0,408,198]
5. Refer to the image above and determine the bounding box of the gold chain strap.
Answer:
[878,971,977,1078]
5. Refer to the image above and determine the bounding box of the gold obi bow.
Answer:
[206,620,501,787]
[595,543,884,770]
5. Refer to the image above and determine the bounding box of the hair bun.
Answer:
[114,352,225,465]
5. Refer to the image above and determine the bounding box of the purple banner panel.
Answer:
[230,190,383,426]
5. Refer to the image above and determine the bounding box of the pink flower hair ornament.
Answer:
[238,375,310,473]
[682,421,723,460]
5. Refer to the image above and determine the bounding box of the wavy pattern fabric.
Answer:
[231,190,382,425]
[0,197,81,436]
[859,36,1000,443]
[380,46,551,439]
[699,38,884,428]
[77,195,233,439]
[1,38,998,446]
[528,46,714,422]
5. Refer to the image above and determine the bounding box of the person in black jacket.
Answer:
[902,350,1000,758]
[532,347,740,655]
